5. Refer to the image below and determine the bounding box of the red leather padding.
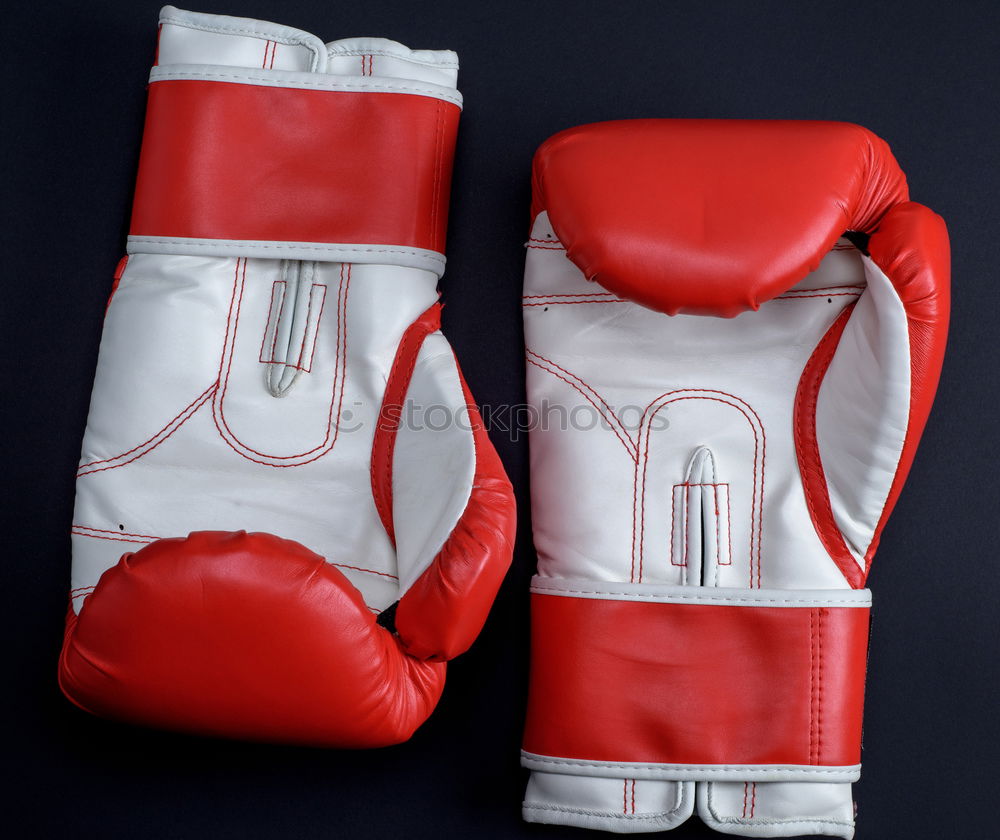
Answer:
[523,592,870,769]
[371,302,444,545]
[532,119,909,316]
[394,364,516,662]
[794,202,950,588]
[59,531,446,747]
[863,202,950,569]
[794,306,864,589]
[130,79,459,255]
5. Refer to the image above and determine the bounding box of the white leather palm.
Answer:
[71,8,473,623]
[522,212,911,838]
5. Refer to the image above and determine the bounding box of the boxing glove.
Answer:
[520,120,948,836]
[58,6,515,748]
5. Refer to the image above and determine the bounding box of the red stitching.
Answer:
[635,392,764,588]
[304,284,329,371]
[70,531,154,544]
[72,525,158,541]
[77,386,215,476]
[623,779,628,815]
[526,351,637,461]
[78,384,215,472]
[669,486,681,567]
[809,609,816,764]
[630,779,636,814]
[269,42,277,69]
[742,782,749,818]
[522,298,625,307]
[816,608,824,764]
[261,40,271,69]
[785,285,865,292]
[725,484,733,566]
[70,586,96,595]
[712,483,722,569]
[750,782,757,819]
[214,261,349,465]
[258,280,284,363]
[258,282,328,373]
[680,483,690,574]
[522,292,617,299]
[526,243,566,250]
[775,292,863,301]
[330,561,398,581]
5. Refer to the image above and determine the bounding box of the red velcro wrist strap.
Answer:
[522,580,871,782]
[128,68,461,274]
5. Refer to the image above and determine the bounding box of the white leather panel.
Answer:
[392,336,477,594]
[524,213,866,593]
[72,253,441,615]
[326,38,459,88]
[157,8,461,91]
[524,772,694,833]
[523,214,872,835]
[696,781,855,839]
[158,6,325,71]
[817,258,911,566]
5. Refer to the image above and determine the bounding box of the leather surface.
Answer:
[521,121,949,837]
[59,531,445,747]
[531,120,908,317]
[130,75,459,261]
[523,588,870,773]
[58,7,514,747]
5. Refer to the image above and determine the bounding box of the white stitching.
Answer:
[530,586,869,607]
[523,756,858,776]
[149,69,462,106]
[127,238,446,264]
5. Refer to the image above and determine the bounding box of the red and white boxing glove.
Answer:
[521,121,948,837]
[58,6,515,747]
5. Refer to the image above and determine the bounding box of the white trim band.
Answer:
[520,751,862,783]
[127,236,447,275]
[148,64,464,108]
[529,577,872,608]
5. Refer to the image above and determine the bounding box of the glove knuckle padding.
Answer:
[521,120,948,836]
[60,7,514,747]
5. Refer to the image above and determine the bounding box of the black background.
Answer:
[4,1,999,838]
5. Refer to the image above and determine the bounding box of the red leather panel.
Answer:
[532,119,908,316]
[395,364,516,662]
[523,593,869,768]
[59,531,445,747]
[794,202,949,587]
[864,202,950,569]
[794,306,866,589]
[130,79,459,254]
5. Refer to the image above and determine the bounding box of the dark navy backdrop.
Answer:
[4,1,997,837]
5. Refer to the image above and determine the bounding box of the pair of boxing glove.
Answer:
[60,8,949,839]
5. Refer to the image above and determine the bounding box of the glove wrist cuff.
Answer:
[128,66,460,275]
[522,578,870,783]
